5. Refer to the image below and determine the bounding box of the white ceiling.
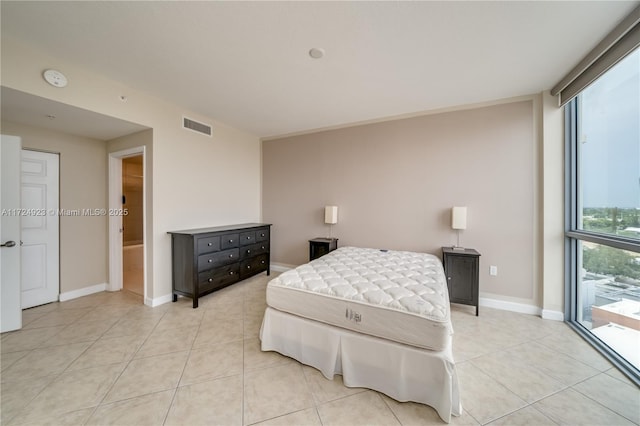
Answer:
[1,87,148,141]
[1,1,638,139]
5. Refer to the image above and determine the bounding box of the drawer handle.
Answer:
[447,277,451,280]
[246,250,251,254]
[261,246,265,250]
[229,239,233,243]
[261,233,265,237]
[208,278,213,283]
[229,271,234,275]
[246,236,251,240]
[207,242,212,246]
[208,259,213,263]
[261,260,265,264]
[246,265,251,269]
[229,254,234,258]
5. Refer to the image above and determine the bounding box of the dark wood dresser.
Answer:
[168,223,271,308]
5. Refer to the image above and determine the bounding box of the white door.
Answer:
[21,150,59,308]
[1,135,22,332]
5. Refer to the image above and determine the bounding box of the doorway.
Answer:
[108,147,146,301]
[122,155,143,296]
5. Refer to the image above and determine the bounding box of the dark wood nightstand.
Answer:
[309,238,338,261]
[442,247,481,316]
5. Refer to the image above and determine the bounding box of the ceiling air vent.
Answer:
[183,116,212,137]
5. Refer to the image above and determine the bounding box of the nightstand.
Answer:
[309,238,338,261]
[442,247,481,316]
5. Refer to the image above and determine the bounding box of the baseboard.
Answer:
[59,283,107,302]
[479,297,542,316]
[541,309,565,321]
[145,293,173,307]
[271,262,295,273]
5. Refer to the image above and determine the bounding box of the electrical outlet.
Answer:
[490,265,498,276]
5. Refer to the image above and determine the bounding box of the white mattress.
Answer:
[266,247,453,351]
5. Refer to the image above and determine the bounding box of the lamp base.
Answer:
[451,245,466,251]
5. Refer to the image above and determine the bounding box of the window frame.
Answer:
[565,98,640,386]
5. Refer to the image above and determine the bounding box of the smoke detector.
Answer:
[309,48,325,59]
[43,69,68,88]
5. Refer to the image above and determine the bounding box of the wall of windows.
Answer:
[566,47,640,385]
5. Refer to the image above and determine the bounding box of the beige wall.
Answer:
[263,100,538,304]
[1,120,109,293]
[541,91,565,317]
[2,37,262,304]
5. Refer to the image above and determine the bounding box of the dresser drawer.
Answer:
[240,254,268,278]
[197,235,220,254]
[220,233,239,250]
[198,263,240,292]
[198,248,239,271]
[255,228,270,242]
[240,230,256,246]
[240,242,269,259]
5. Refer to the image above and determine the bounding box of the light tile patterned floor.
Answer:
[1,273,638,425]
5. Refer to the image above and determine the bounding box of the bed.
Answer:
[259,247,461,423]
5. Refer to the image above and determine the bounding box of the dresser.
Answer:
[169,223,271,308]
[442,247,481,316]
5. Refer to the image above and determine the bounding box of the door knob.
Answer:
[1,241,16,248]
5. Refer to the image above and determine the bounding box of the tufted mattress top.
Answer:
[266,246,453,351]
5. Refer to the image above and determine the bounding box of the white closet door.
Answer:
[21,149,59,309]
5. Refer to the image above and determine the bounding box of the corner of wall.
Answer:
[541,90,566,315]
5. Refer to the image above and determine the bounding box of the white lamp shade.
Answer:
[451,206,467,230]
[325,205,338,224]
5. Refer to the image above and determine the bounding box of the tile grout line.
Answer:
[297,359,321,423]
[161,388,179,425]
[90,304,169,413]
[242,289,248,426]
[3,297,140,424]
[463,369,530,426]
[73,309,139,425]
[378,392,402,425]
[568,375,640,425]
[1,371,63,425]
[163,304,206,424]
[59,304,135,375]
[3,301,113,423]
[461,331,561,425]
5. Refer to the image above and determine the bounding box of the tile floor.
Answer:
[123,244,144,297]
[1,273,638,425]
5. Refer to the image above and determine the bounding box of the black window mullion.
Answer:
[566,99,581,322]
[566,230,640,253]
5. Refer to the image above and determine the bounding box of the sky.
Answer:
[580,48,640,209]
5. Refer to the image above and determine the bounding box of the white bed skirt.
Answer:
[260,307,461,423]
